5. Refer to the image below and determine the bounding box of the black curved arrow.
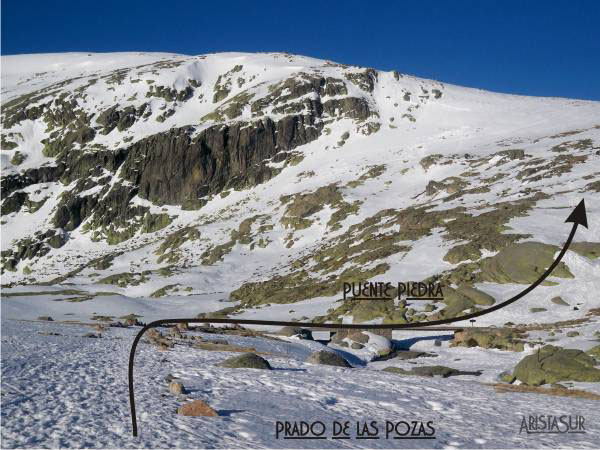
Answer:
[128,199,587,437]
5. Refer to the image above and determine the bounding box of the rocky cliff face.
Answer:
[119,115,322,205]
[1,52,599,325]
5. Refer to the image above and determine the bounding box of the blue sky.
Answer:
[2,0,599,100]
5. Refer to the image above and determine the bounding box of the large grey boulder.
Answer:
[513,345,600,386]
[306,350,351,368]
[217,353,272,370]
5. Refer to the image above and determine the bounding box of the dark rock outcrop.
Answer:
[96,104,148,134]
[383,365,481,378]
[120,115,322,205]
[377,350,438,361]
[2,165,66,197]
[60,148,128,183]
[1,191,29,216]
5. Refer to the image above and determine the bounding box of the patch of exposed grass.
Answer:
[491,383,600,400]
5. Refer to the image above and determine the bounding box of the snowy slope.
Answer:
[2,318,600,449]
[1,52,599,323]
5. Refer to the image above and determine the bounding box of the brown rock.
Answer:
[453,330,466,342]
[177,399,218,417]
[169,381,185,395]
[451,328,526,352]
[147,328,161,340]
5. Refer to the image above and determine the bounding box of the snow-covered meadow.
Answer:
[2,318,600,448]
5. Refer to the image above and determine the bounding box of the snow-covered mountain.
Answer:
[2,51,599,324]
[1,52,600,448]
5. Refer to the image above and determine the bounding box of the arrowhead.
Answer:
[565,199,588,229]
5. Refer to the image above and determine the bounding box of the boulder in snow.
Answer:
[306,350,351,368]
[217,353,272,370]
[177,400,218,417]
